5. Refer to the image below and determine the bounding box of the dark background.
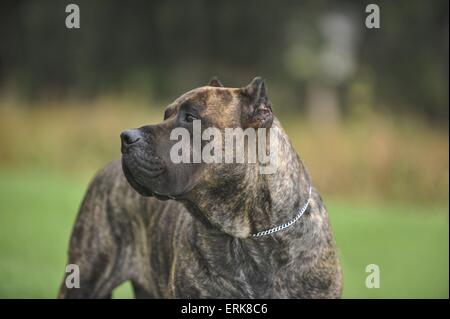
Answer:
[0,0,448,122]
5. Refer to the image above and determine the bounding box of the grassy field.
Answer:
[0,169,447,299]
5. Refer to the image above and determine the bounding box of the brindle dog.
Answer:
[58,77,342,298]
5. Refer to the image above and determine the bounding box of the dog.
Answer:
[58,77,342,298]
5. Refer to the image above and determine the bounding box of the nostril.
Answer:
[126,135,140,144]
[120,129,142,146]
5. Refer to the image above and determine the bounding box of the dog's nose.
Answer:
[120,129,142,147]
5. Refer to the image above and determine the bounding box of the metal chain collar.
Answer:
[252,186,312,238]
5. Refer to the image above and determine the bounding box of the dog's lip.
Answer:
[121,157,178,199]
[121,160,152,195]
[142,168,166,179]
[122,152,166,177]
[152,191,177,200]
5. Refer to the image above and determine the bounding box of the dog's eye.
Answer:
[184,113,198,123]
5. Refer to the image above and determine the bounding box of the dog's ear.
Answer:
[240,77,273,128]
[208,77,224,87]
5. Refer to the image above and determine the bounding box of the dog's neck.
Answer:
[250,120,313,237]
[183,119,314,240]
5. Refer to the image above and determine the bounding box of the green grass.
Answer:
[0,169,448,298]
[328,199,448,298]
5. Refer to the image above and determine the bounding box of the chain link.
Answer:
[252,186,312,238]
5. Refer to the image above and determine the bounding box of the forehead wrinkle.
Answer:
[171,87,211,110]
[166,87,241,127]
[172,86,238,106]
[204,91,240,128]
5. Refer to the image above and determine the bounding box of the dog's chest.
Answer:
[169,237,302,298]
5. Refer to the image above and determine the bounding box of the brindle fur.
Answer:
[58,78,342,299]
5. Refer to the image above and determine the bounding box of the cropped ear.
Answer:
[208,77,224,87]
[240,77,273,128]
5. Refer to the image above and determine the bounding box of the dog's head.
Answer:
[121,77,274,203]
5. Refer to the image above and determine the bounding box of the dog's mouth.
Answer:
[121,153,167,196]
